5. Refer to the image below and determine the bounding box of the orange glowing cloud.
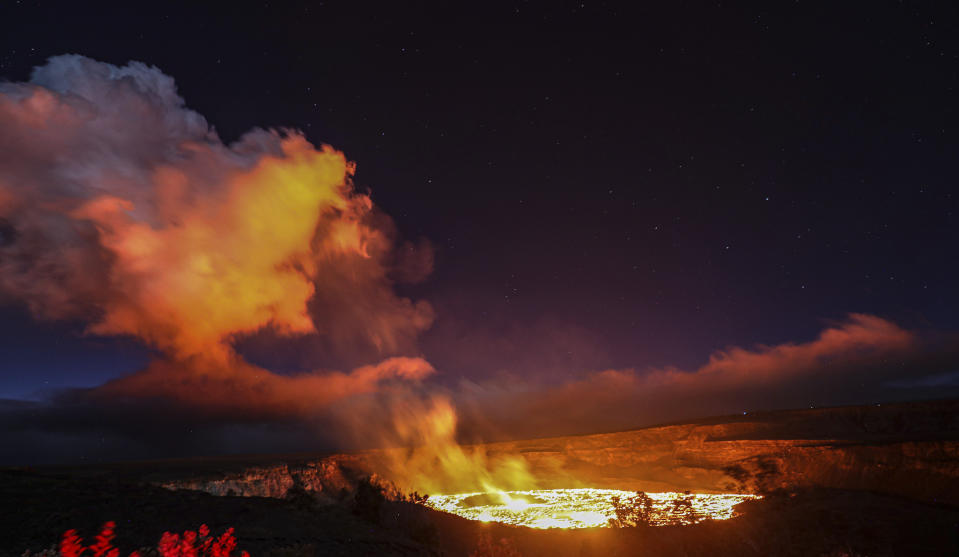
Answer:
[0,55,431,362]
[635,313,915,391]
[99,356,436,419]
[453,314,925,440]
[70,136,364,361]
[0,55,434,412]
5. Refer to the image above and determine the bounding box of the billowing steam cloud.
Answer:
[0,55,433,413]
[1,56,957,480]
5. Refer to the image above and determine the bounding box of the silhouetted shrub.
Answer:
[667,492,704,525]
[284,484,317,511]
[405,490,428,505]
[608,491,653,527]
[351,476,385,524]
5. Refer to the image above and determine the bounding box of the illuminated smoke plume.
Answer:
[0,55,434,413]
[333,392,538,494]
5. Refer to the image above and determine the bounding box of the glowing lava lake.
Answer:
[424,488,761,529]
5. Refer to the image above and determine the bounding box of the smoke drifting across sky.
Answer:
[0,56,956,465]
[451,314,959,441]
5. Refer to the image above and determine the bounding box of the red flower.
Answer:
[56,522,247,557]
[60,529,85,557]
[158,531,181,557]
[179,530,199,557]
[89,521,117,557]
[210,527,237,557]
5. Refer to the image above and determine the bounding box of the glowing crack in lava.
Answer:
[425,489,761,529]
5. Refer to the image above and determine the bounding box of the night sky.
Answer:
[0,1,957,462]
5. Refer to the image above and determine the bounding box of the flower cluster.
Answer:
[157,524,245,557]
[46,522,249,557]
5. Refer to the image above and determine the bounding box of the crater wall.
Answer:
[160,400,959,505]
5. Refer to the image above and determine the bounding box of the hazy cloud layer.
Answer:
[1,312,957,465]
[451,314,959,440]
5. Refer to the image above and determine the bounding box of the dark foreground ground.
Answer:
[2,467,958,557]
[6,401,959,556]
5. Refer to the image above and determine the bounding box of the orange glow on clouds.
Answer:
[71,136,361,361]
[0,55,434,416]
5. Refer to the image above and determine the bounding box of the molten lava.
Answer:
[425,488,760,529]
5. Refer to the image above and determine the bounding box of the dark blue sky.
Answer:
[0,1,956,400]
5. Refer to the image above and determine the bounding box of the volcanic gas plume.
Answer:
[0,56,529,495]
[2,55,956,502]
[0,55,434,417]
[336,393,538,494]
